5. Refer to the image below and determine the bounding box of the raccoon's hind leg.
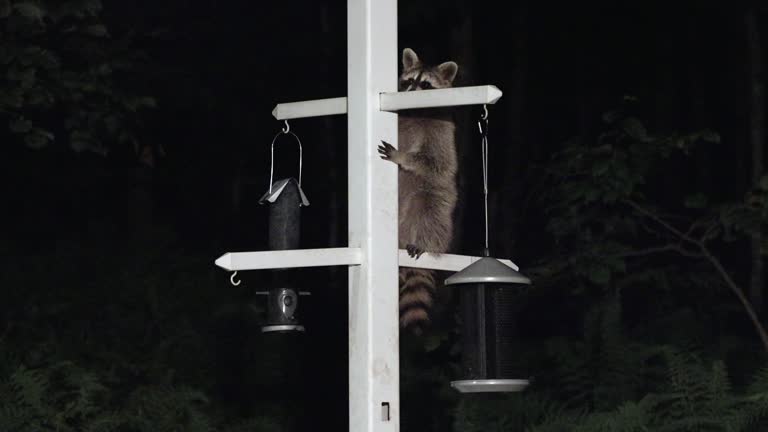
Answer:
[401,190,453,258]
[406,244,424,259]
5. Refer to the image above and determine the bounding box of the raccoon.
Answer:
[378,48,459,332]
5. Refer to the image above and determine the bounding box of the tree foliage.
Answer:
[0,233,282,431]
[539,106,720,289]
[455,300,768,432]
[534,103,768,351]
[0,0,154,154]
[0,359,281,431]
[403,103,768,431]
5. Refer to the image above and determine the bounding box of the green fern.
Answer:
[221,416,284,432]
[726,366,768,432]
[524,350,768,432]
[82,412,125,432]
[50,361,109,424]
[0,361,236,432]
[544,297,654,412]
[461,294,768,432]
[9,365,49,415]
[746,365,768,396]
[126,385,213,432]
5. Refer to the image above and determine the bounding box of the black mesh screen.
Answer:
[458,283,520,380]
[491,285,518,377]
[459,284,484,379]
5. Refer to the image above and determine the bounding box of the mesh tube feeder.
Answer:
[445,108,532,393]
[246,126,311,405]
[258,126,310,333]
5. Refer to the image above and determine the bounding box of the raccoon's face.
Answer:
[399,48,458,92]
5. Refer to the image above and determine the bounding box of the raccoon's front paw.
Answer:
[406,244,424,259]
[378,141,400,164]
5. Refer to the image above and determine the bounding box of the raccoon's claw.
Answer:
[406,244,424,259]
[378,141,397,162]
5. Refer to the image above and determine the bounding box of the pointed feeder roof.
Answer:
[258,178,310,206]
[445,256,531,286]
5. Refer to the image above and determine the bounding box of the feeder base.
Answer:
[262,324,306,333]
[450,379,529,393]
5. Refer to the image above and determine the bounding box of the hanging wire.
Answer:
[478,105,490,257]
[268,123,303,195]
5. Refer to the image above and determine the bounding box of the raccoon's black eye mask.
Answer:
[400,72,429,91]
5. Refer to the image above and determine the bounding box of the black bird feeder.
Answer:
[258,124,310,333]
[445,107,531,393]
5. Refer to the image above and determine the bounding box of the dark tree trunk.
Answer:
[499,0,528,259]
[747,8,765,315]
[451,11,476,254]
[320,5,341,250]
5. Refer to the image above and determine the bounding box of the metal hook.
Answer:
[230,271,241,286]
[268,126,304,195]
[478,105,489,137]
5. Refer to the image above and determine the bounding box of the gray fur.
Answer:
[379,48,459,330]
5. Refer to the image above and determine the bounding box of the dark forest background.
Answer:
[3,0,768,430]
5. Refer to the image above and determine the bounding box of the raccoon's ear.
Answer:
[402,48,420,70]
[437,61,458,84]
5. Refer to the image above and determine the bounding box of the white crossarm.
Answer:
[270,85,502,120]
[215,247,363,271]
[215,247,519,272]
[271,97,347,120]
[379,85,502,112]
[399,250,519,272]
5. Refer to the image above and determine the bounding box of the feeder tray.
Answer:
[451,379,530,393]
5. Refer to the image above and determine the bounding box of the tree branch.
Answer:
[699,220,721,243]
[616,243,709,260]
[616,244,680,257]
[623,198,768,352]
[671,245,707,258]
[613,243,705,261]
[624,199,697,245]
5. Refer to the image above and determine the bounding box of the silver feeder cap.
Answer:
[445,257,531,286]
[451,379,530,393]
[262,324,306,333]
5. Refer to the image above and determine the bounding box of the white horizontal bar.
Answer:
[215,247,362,271]
[271,97,347,120]
[379,85,502,112]
[398,250,519,272]
[215,247,519,273]
[270,85,502,120]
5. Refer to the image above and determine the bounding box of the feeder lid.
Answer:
[262,324,306,333]
[258,178,310,206]
[451,379,530,393]
[445,257,531,286]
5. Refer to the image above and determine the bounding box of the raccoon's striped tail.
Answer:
[399,267,436,333]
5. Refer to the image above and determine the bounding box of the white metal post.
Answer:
[347,0,399,430]
[216,3,518,429]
